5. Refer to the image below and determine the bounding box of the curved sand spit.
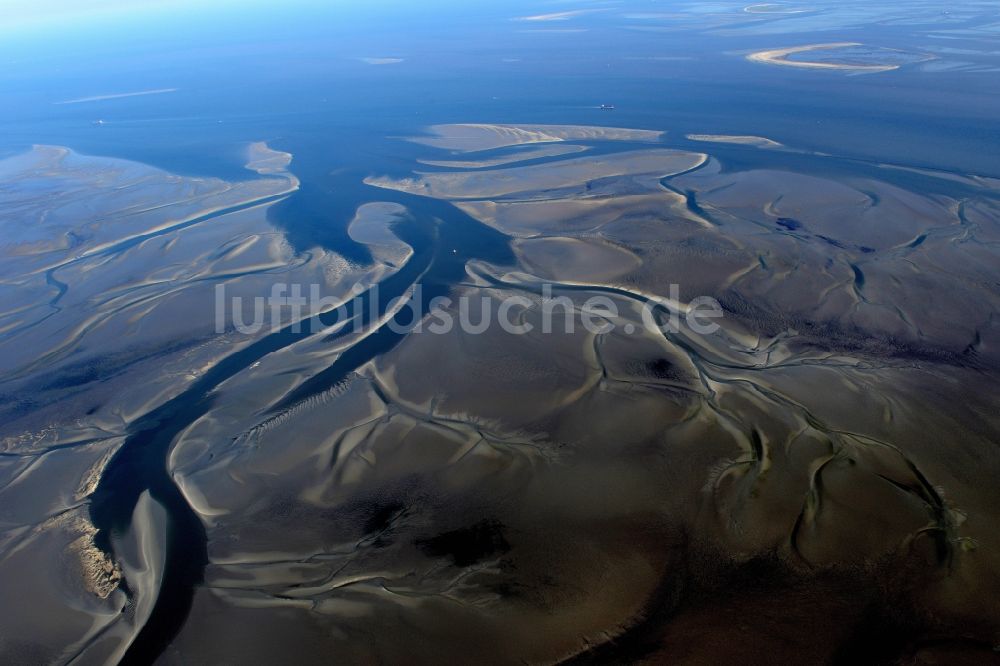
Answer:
[747,42,900,72]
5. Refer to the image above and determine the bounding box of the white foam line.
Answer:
[55,88,178,105]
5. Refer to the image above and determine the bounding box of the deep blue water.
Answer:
[3,1,996,272]
[2,1,999,185]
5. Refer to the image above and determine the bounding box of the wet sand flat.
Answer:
[407,123,665,152]
[157,124,1000,663]
[3,122,1000,663]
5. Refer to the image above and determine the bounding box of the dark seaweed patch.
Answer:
[363,500,406,534]
[416,519,510,567]
[817,234,847,249]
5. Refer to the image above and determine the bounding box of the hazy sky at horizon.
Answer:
[0,0,275,34]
